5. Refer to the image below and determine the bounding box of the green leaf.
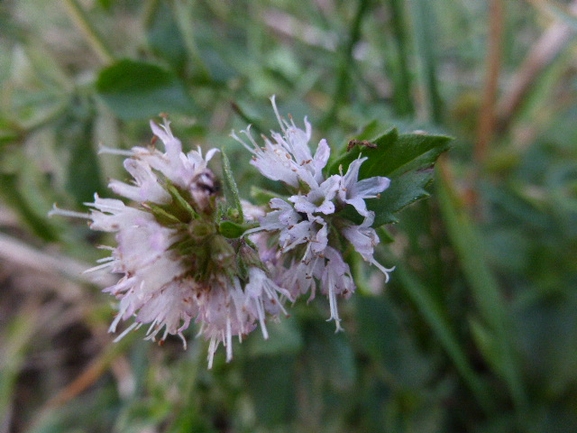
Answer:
[330,128,451,226]
[146,2,187,72]
[165,184,199,221]
[242,355,296,426]
[55,100,105,205]
[96,60,195,120]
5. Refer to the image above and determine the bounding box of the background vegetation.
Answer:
[1,0,576,432]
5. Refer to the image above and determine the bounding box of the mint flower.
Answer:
[234,97,394,329]
[232,98,330,189]
[50,97,396,366]
[338,157,391,217]
[51,119,289,368]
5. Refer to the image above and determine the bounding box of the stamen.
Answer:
[48,204,91,220]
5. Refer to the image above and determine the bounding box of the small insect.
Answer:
[192,169,220,196]
[190,168,220,212]
[347,139,378,152]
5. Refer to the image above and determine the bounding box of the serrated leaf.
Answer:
[330,128,451,226]
[96,60,195,120]
[370,169,432,225]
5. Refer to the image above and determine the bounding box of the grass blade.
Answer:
[436,165,528,411]
[408,0,444,124]
[395,263,494,414]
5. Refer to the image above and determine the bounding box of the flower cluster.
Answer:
[233,96,393,330]
[50,98,392,367]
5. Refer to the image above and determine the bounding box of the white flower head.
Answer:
[51,118,288,367]
[50,97,396,366]
[236,97,394,330]
[231,96,330,189]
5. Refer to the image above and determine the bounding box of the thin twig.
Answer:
[0,233,116,295]
[60,0,115,64]
[263,9,337,51]
[475,0,504,164]
[497,0,577,132]
[324,0,371,126]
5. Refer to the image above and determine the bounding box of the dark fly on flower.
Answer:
[192,169,220,196]
[190,168,220,212]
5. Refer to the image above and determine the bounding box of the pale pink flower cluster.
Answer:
[51,119,289,368]
[233,96,393,330]
[50,98,393,367]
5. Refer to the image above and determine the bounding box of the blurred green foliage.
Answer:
[1,0,576,432]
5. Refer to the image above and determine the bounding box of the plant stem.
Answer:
[496,0,577,133]
[409,0,443,124]
[475,0,504,165]
[388,0,415,116]
[323,0,371,126]
[173,0,212,81]
[61,0,115,64]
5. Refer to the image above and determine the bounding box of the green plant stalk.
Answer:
[28,331,138,430]
[167,344,205,429]
[395,264,494,414]
[532,0,577,29]
[475,0,503,165]
[173,0,211,81]
[60,0,115,64]
[142,0,161,31]
[324,0,371,126]
[436,167,528,411]
[230,101,265,136]
[408,0,443,124]
[388,0,415,116]
[0,174,58,242]
[0,306,38,426]
[247,0,265,62]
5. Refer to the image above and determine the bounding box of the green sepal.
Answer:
[220,149,244,223]
[166,184,200,221]
[145,202,185,226]
[218,220,257,239]
[329,128,452,226]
